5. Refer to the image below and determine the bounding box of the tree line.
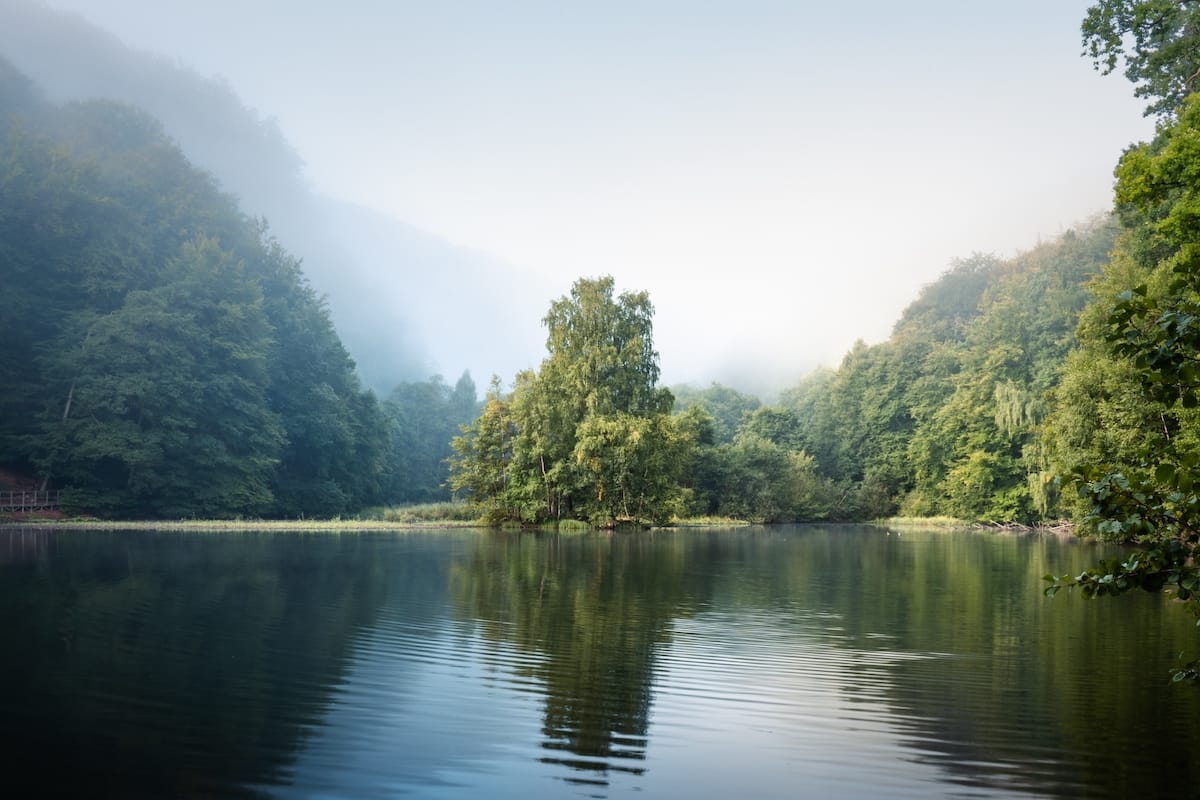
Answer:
[446,226,1120,527]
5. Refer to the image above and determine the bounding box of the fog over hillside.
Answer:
[1,0,1159,398]
[0,0,552,393]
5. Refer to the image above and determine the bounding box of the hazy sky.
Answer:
[42,0,1155,392]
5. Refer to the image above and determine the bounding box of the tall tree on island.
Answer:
[450,277,685,526]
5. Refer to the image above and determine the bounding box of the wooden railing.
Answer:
[0,490,61,512]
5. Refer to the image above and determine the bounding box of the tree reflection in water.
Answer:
[449,530,709,788]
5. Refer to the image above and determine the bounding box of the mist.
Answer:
[0,0,553,395]
[0,0,1159,397]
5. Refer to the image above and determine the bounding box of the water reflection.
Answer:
[0,526,53,563]
[0,530,397,798]
[448,533,693,789]
[1,526,1197,799]
[446,527,1200,798]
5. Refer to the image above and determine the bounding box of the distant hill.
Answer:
[779,218,1118,522]
[0,55,398,517]
[0,0,551,393]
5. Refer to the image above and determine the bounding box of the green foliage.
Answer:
[1046,96,1200,682]
[384,372,479,504]
[1082,0,1200,118]
[666,388,847,523]
[795,338,922,499]
[449,378,519,524]
[375,501,481,523]
[36,237,285,517]
[450,278,682,526]
[540,276,671,420]
[671,382,762,443]
[714,435,828,523]
[739,406,806,451]
[664,398,840,523]
[1050,98,1200,528]
[0,58,389,518]
[784,221,1116,524]
[252,236,385,517]
[1044,540,1200,682]
[572,412,689,525]
[893,253,999,339]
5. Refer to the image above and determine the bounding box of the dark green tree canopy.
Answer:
[671,383,762,444]
[383,372,480,504]
[1083,0,1200,117]
[0,58,391,518]
[540,276,672,419]
[451,277,684,526]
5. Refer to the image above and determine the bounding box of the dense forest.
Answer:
[0,57,477,518]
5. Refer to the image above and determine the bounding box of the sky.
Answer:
[40,0,1156,394]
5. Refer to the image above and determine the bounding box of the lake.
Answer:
[1,525,1197,798]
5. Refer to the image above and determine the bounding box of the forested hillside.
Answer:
[777,220,1119,523]
[0,0,552,392]
[0,57,478,517]
[627,221,1121,526]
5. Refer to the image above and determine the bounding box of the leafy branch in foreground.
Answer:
[1044,537,1200,682]
[1046,94,1200,682]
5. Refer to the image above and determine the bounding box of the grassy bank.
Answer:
[1,517,486,532]
[872,516,973,529]
[662,516,753,528]
[0,509,753,532]
[0,501,487,531]
[873,516,1076,533]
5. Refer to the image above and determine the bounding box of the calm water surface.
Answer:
[1,525,1197,798]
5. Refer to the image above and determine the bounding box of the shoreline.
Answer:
[0,517,750,532]
[0,518,487,532]
[0,516,1076,533]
